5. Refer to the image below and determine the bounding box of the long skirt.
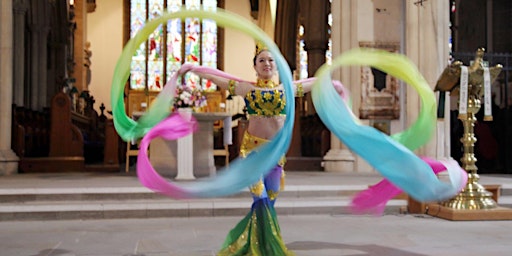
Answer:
[217,132,294,256]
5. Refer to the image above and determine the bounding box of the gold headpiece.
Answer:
[255,41,268,57]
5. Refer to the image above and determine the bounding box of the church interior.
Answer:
[1,0,512,176]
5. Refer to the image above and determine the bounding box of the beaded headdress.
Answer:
[254,41,268,57]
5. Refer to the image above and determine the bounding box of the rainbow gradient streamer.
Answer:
[351,157,467,215]
[136,65,356,198]
[112,8,466,204]
[111,8,295,198]
[311,48,467,205]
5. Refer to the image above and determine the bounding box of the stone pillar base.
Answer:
[0,149,19,175]
[149,138,178,178]
[176,134,195,180]
[322,149,355,172]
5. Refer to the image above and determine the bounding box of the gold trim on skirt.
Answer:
[240,131,286,166]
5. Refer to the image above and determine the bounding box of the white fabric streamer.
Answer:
[483,67,493,121]
[223,116,232,145]
[458,66,469,118]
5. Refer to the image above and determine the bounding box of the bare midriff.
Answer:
[246,115,286,140]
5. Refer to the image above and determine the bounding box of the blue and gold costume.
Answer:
[244,79,286,117]
[218,79,294,256]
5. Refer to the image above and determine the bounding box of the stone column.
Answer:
[301,0,329,75]
[29,1,50,110]
[38,9,49,109]
[28,28,38,110]
[175,134,195,180]
[28,2,43,111]
[405,0,451,158]
[72,0,87,92]
[322,0,357,172]
[274,0,300,157]
[299,0,330,115]
[0,0,20,175]
[12,0,27,106]
[274,0,298,70]
[29,24,49,111]
[256,0,274,38]
[286,0,330,166]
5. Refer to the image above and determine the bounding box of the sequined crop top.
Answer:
[244,79,286,116]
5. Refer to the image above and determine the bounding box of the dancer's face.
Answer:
[253,50,276,80]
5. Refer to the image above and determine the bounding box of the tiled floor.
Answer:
[1,171,512,255]
[0,213,511,256]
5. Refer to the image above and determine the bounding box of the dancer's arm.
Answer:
[178,63,253,96]
[292,78,346,98]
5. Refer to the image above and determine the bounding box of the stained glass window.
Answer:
[298,24,332,79]
[129,0,218,91]
[326,11,332,65]
[130,0,147,90]
[298,25,308,80]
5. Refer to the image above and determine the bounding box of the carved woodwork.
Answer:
[17,91,120,173]
[49,91,84,157]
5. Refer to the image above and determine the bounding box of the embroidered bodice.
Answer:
[244,79,286,116]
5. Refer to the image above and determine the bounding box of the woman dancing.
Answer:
[178,42,342,255]
[113,9,468,256]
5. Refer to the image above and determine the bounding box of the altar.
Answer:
[149,112,231,179]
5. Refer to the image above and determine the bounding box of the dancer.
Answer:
[112,8,468,256]
[178,42,342,256]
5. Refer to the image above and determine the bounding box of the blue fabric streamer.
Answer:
[116,9,295,198]
[312,48,463,202]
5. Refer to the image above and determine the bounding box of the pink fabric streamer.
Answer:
[295,77,350,102]
[137,113,198,199]
[135,64,348,199]
[350,157,468,215]
[135,65,259,199]
[180,64,349,100]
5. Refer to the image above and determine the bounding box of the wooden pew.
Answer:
[49,91,85,158]
[11,105,50,158]
[18,91,120,173]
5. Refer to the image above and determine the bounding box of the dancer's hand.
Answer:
[333,80,346,96]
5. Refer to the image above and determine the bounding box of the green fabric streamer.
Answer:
[111,8,287,142]
[315,48,436,150]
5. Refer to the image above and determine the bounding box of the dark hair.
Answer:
[252,50,269,65]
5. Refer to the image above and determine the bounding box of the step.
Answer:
[1,184,511,221]
[3,194,511,222]
[0,184,401,221]
[3,183,510,202]
[0,196,408,221]
[500,184,512,195]
[0,185,367,203]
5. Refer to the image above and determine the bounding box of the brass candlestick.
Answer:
[442,96,497,209]
[436,48,502,210]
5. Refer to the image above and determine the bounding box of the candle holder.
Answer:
[442,96,498,209]
[436,48,502,210]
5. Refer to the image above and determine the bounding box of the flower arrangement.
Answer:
[173,85,208,111]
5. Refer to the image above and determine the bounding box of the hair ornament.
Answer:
[255,41,268,57]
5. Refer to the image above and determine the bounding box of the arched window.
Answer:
[297,25,308,80]
[126,0,222,113]
[129,0,220,91]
